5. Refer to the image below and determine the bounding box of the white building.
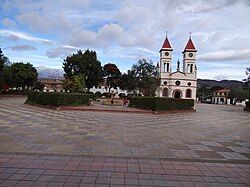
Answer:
[212,89,230,104]
[89,85,128,95]
[156,35,197,100]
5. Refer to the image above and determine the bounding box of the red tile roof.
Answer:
[185,38,196,50]
[183,38,197,53]
[215,89,230,93]
[162,36,172,49]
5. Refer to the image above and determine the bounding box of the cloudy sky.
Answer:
[0,0,250,80]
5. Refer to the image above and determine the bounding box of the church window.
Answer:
[164,81,168,85]
[187,82,191,86]
[175,81,181,86]
[186,89,192,98]
[190,64,193,73]
[163,63,166,72]
[163,88,168,97]
[167,63,169,72]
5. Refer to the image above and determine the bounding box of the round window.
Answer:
[175,81,181,86]
[187,82,191,86]
[164,81,167,85]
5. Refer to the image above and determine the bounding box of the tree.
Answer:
[120,70,137,92]
[243,67,250,89]
[62,78,74,92]
[9,62,38,90]
[0,48,10,92]
[62,74,85,93]
[242,67,250,100]
[62,50,102,90]
[2,65,12,90]
[197,84,212,101]
[102,63,121,92]
[131,59,160,96]
[228,88,249,101]
[73,74,85,93]
[33,81,45,91]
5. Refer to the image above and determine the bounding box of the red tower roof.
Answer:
[162,36,172,49]
[183,38,197,52]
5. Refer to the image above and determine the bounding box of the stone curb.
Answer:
[0,151,249,164]
[59,106,196,114]
[24,102,196,114]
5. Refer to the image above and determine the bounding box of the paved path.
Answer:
[0,96,249,186]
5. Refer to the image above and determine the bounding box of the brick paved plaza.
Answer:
[0,96,249,186]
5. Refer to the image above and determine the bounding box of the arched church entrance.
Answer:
[162,88,168,97]
[173,90,182,98]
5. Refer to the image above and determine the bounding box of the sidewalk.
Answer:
[0,153,249,186]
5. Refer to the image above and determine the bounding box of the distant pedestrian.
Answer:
[123,98,128,106]
[111,97,114,105]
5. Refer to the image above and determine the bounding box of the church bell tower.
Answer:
[182,36,197,77]
[159,34,173,78]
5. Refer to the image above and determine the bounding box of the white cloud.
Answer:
[198,49,250,62]
[46,45,79,58]
[9,44,36,51]
[1,18,17,28]
[0,29,53,44]
[1,0,250,80]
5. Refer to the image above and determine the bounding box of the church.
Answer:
[156,35,197,100]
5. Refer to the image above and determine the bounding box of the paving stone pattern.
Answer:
[0,97,249,186]
[0,153,249,186]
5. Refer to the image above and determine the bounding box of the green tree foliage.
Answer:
[62,74,85,93]
[102,63,121,92]
[0,48,10,92]
[228,88,249,101]
[122,59,159,96]
[3,66,12,86]
[9,62,38,90]
[197,84,213,100]
[62,79,74,92]
[62,50,102,89]
[33,81,45,91]
[120,70,137,92]
[73,74,85,93]
[243,67,250,97]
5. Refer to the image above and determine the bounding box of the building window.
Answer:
[163,88,168,97]
[173,90,182,98]
[163,63,166,72]
[163,81,167,85]
[186,89,192,98]
[175,81,181,86]
[190,64,193,73]
[187,82,191,86]
[167,63,169,72]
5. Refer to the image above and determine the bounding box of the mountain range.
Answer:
[197,79,243,89]
[36,66,243,89]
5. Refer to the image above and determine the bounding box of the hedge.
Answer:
[244,101,250,111]
[26,92,97,107]
[129,97,194,111]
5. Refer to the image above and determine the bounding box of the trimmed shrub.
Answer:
[118,93,126,98]
[26,92,97,107]
[244,101,250,111]
[102,92,111,98]
[129,97,194,111]
[95,91,102,97]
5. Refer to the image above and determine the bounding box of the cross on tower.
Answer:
[189,32,192,39]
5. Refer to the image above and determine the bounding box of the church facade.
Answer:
[156,35,197,100]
